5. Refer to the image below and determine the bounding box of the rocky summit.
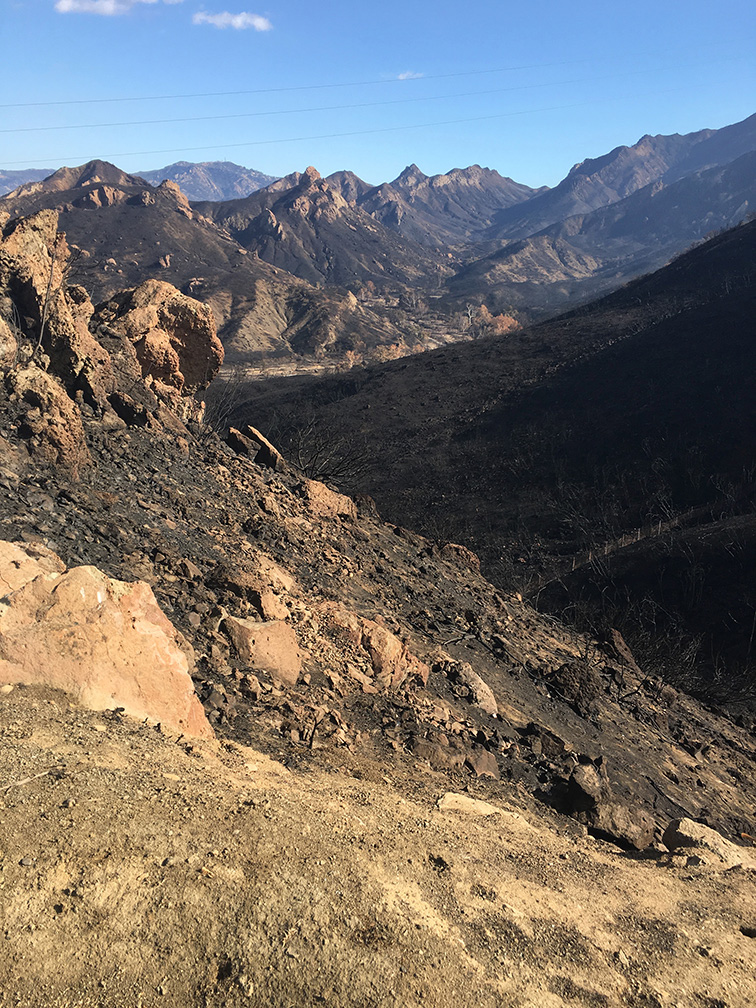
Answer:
[0,209,755,1007]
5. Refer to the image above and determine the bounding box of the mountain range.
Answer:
[1,112,753,367]
[0,160,278,199]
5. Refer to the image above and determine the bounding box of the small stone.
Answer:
[437,793,501,817]
[19,857,35,866]
[62,798,76,808]
[0,685,14,695]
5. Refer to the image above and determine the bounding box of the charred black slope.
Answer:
[239,221,756,708]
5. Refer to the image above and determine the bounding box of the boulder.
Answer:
[0,211,116,411]
[6,366,92,476]
[662,818,756,868]
[0,540,65,595]
[302,478,356,520]
[323,603,429,689]
[237,425,286,471]
[437,793,502,817]
[92,279,223,414]
[222,617,302,687]
[440,659,498,717]
[567,760,654,850]
[0,542,211,738]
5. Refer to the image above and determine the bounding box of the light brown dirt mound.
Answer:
[0,685,754,1008]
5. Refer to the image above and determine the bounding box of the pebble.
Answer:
[19,857,35,866]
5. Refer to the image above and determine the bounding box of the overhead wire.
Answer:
[0,58,597,109]
[2,84,712,167]
[0,61,721,135]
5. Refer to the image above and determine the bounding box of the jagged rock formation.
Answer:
[349,163,544,245]
[93,278,223,414]
[0,162,433,369]
[196,166,450,291]
[0,210,221,467]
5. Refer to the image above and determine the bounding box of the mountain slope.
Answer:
[1,206,756,1007]
[448,150,755,313]
[195,166,450,292]
[0,168,51,196]
[354,164,544,245]
[0,161,418,368]
[485,113,756,242]
[239,220,756,707]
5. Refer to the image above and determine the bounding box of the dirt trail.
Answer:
[1,685,754,1008]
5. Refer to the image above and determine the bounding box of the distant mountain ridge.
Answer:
[0,168,51,196]
[194,165,449,291]
[0,160,279,200]
[137,160,279,201]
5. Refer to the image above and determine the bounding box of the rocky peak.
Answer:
[156,179,194,219]
[7,160,148,199]
[393,164,428,188]
[297,166,322,190]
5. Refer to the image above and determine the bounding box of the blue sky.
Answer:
[2,0,754,187]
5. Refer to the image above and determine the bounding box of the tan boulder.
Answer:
[323,603,429,689]
[302,478,357,520]
[437,793,502,817]
[0,540,65,595]
[663,818,756,868]
[223,617,302,686]
[92,279,223,413]
[0,211,116,410]
[243,425,286,471]
[0,543,211,739]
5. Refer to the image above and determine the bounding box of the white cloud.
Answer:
[192,10,272,29]
[55,0,181,14]
[397,71,424,80]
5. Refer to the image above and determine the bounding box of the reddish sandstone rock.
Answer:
[223,617,302,686]
[0,543,211,739]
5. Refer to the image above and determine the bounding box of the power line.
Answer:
[0,63,714,135]
[0,59,594,110]
[2,85,707,168]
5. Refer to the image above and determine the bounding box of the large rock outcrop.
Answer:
[1,209,223,470]
[93,279,223,414]
[0,540,212,739]
[0,210,115,408]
